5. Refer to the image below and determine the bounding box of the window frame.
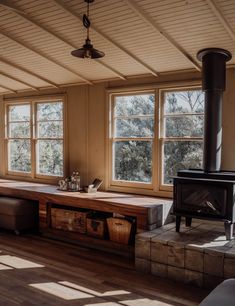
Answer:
[4,95,67,182]
[107,84,203,197]
[6,102,32,177]
[108,90,157,190]
[159,86,204,192]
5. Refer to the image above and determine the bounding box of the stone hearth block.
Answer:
[144,201,173,230]
[136,231,158,240]
[135,238,151,260]
[224,257,235,278]
[135,258,150,274]
[150,222,175,236]
[204,250,224,277]
[151,240,168,264]
[184,269,203,287]
[147,223,159,231]
[168,266,185,282]
[162,202,174,225]
[151,262,168,278]
[148,206,160,225]
[225,244,235,259]
[167,243,184,268]
[203,273,224,289]
[185,248,204,272]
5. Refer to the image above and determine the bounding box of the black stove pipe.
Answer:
[197,48,232,173]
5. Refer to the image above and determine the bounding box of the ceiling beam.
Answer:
[0,70,39,91]
[0,0,27,15]
[0,83,17,93]
[205,0,235,42]
[0,1,126,81]
[122,0,201,71]
[96,60,126,80]
[0,56,60,89]
[0,29,93,85]
[53,0,159,77]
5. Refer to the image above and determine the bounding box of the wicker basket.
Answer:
[107,217,133,245]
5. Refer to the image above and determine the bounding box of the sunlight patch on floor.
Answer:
[0,263,13,270]
[84,303,119,306]
[84,300,175,306]
[120,298,175,306]
[59,281,130,297]
[0,255,44,269]
[29,282,94,300]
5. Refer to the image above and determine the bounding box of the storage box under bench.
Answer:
[51,208,89,234]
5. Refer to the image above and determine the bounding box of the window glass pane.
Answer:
[164,90,204,114]
[9,122,30,138]
[114,141,152,183]
[37,102,63,121]
[165,115,204,137]
[9,105,30,121]
[37,122,63,138]
[115,118,154,138]
[114,94,154,116]
[37,140,63,176]
[8,140,31,172]
[163,141,203,184]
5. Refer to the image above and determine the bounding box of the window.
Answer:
[108,87,204,195]
[6,99,64,179]
[36,102,63,176]
[160,89,204,186]
[110,93,155,188]
[8,104,31,173]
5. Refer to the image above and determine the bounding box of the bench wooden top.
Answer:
[0,179,172,229]
[0,179,171,207]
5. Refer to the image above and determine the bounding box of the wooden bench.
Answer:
[0,179,173,255]
[0,179,173,231]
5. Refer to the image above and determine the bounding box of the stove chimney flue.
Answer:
[197,48,232,173]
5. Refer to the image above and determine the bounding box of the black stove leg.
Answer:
[185,217,192,227]
[224,222,234,240]
[176,216,181,232]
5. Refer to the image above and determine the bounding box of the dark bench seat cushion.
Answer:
[0,197,38,231]
[200,279,235,306]
[0,197,37,216]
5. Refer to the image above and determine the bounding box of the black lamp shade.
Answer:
[71,39,105,59]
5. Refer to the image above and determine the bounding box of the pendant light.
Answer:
[71,0,105,59]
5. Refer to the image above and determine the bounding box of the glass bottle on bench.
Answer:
[71,171,80,191]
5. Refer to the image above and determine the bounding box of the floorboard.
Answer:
[0,231,209,306]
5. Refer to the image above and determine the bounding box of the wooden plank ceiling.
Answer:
[0,0,235,94]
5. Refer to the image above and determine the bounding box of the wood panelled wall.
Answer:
[0,69,235,190]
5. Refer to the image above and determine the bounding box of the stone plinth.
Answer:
[135,219,235,289]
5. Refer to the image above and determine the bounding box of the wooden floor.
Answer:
[0,231,209,306]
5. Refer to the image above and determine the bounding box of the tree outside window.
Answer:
[161,90,204,185]
[112,93,154,184]
[8,104,31,173]
[36,102,63,176]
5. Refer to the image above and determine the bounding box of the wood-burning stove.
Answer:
[173,48,235,240]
